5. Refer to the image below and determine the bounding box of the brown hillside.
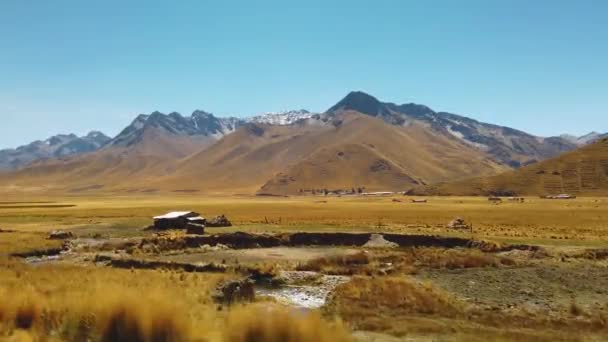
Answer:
[0,127,214,194]
[152,112,507,194]
[412,138,608,196]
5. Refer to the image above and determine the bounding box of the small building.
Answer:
[411,199,428,203]
[153,211,206,230]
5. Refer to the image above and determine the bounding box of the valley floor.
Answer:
[1,194,608,341]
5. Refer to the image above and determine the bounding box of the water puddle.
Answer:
[25,252,67,264]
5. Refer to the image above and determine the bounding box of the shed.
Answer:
[153,211,206,230]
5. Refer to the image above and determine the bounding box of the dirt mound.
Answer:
[363,234,399,248]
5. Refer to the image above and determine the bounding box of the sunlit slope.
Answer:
[155,112,507,194]
[0,127,214,193]
[413,138,608,196]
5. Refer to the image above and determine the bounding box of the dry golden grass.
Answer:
[329,276,463,319]
[0,231,63,256]
[0,258,220,340]
[2,195,607,248]
[223,305,352,342]
[403,247,516,269]
[327,275,608,340]
[297,248,515,276]
[0,258,354,341]
[1,194,608,341]
[297,251,370,274]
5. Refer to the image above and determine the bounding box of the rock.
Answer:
[186,223,205,235]
[213,279,255,304]
[48,230,74,240]
[206,215,232,227]
[447,217,471,230]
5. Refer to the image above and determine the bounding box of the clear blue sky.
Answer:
[1,0,606,148]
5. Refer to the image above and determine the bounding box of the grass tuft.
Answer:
[224,304,352,342]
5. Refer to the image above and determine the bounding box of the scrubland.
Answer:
[1,195,608,341]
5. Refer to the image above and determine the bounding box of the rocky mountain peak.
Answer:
[328,91,386,117]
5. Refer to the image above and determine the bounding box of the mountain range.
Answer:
[0,91,603,195]
[0,132,110,170]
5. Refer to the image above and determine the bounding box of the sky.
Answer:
[1,0,607,148]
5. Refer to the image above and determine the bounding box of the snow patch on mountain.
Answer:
[249,110,314,125]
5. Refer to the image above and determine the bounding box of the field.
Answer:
[1,194,608,341]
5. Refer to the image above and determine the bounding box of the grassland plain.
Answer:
[1,194,608,341]
[2,195,608,252]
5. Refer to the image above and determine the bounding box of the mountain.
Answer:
[328,91,577,167]
[0,110,248,193]
[148,111,506,194]
[0,131,110,170]
[560,132,608,146]
[410,137,608,196]
[107,110,245,154]
[0,110,244,172]
[250,110,315,125]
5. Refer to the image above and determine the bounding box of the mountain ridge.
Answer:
[328,91,577,167]
[0,131,110,170]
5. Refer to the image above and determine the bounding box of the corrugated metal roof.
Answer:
[153,211,196,220]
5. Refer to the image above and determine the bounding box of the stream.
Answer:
[256,272,350,308]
